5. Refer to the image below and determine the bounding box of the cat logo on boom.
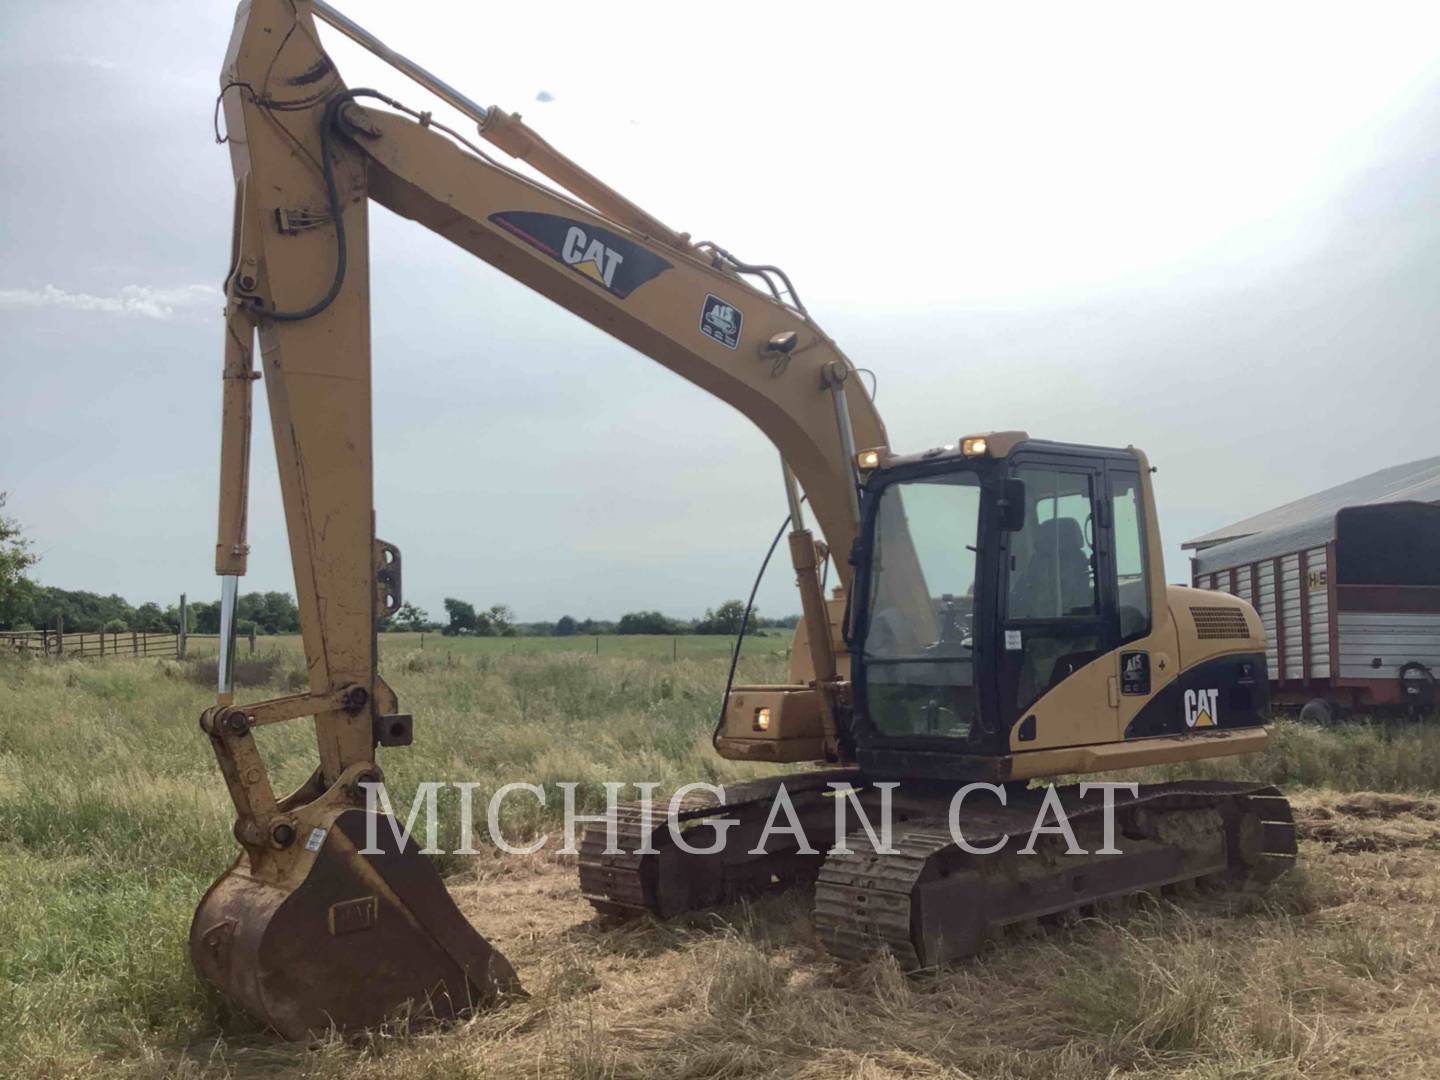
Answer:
[488,211,671,299]
[1183,687,1220,728]
[561,225,624,289]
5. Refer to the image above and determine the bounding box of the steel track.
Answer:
[578,778,1297,967]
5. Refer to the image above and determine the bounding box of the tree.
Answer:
[0,493,38,631]
[618,610,679,635]
[758,613,800,630]
[554,615,579,637]
[487,604,516,638]
[256,591,300,634]
[133,602,168,632]
[695,599,750,635]
[191,600,221,634]
[442,598,477,636]
[102,617,128,633]
[235,591,300,635]
[392,602,429,632]
[27,588,133,633]
[162,602,190,633]
[0,576,38,633]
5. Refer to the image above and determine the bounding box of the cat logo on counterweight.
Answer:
[1184,688,1219,728]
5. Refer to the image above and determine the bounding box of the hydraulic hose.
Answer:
[712,507,801,748]
[267,88,402,322]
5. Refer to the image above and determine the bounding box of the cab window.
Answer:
[1003,466,1102,714]
[1007,469,1097,619]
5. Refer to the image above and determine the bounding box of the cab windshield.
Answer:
[862,471,982,739]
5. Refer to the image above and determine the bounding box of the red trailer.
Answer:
[1186,459,1440,722]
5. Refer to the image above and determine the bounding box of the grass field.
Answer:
[2,643,1439,1078]
[186,631,776,661]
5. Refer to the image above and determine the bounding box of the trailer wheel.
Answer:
[1299,698,1340,726]
[1399,662,1436,721]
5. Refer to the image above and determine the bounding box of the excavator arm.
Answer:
[196,0,887,1036]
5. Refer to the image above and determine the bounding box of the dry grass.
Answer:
[182,820,1440,1080]
[4,649,1440,1078]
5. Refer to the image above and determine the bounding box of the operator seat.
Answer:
[1012,517,1093,617]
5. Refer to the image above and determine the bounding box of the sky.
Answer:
[1,1,1438,623]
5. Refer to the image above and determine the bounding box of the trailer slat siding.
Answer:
[1280,553,1304,682]
[1325,540,1340,683]
[1306,546,1331,678]
[1300,550,1311,682]
[1337,613,1440,678]
[1271,559,1285,682]
[1254,559,1278,673]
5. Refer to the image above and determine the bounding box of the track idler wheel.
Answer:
[191,808,520,1040]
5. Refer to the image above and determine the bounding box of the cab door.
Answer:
[1104,461,1178,739]
[997,453,1119,749]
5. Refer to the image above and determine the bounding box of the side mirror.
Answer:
[999,478,1027,532]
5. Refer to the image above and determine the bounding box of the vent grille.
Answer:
[1190,605,1250,640]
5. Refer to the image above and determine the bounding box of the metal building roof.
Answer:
[1186,455,1440,574]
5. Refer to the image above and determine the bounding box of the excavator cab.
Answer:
[846,433,1271,779]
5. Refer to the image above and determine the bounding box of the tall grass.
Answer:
[1123,718,1440,794]
[3,648,1440,1076]
[0,645,781,1073]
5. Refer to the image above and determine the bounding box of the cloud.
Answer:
[534,89,555,103]
[0,283,221,320]
[54,53,124,72]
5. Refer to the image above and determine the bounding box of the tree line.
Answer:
[0,580,302,636]
[0,493,798,638]
[0,583,799,638]
[418,597,796,637]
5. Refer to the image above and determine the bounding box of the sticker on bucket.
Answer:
[305,827,327,852]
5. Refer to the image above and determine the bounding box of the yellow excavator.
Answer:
[197,0,1295,1038]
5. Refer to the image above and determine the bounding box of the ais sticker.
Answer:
[700,294,742,349]
[1004,630,1023,650]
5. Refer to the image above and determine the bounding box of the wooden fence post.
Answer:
[178,593,188,659]
[594,636,600,656]
[249,626,257,655]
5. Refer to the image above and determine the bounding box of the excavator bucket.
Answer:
[191,808,520,1040]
